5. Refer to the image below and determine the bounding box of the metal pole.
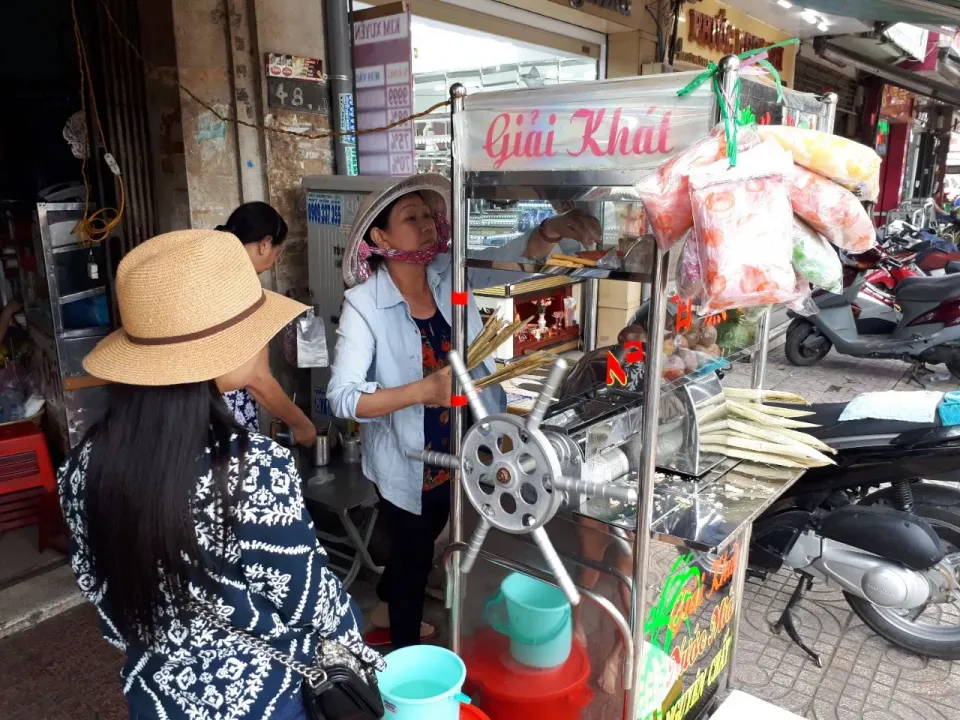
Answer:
[822,91,839,135]
[582,279,600,351]
[725,524,753,691]
[325,0,357,175]
[751,308,771,390]
[625,244,669,720]
[448,83,468,654]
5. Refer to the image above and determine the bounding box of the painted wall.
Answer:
[678,0,797,87]
[168,0,335,297]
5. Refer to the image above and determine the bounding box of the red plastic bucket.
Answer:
[461,629,593,720]
[461,703,492,720]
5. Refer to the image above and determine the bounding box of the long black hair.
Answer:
[217,201,288,246]
[84,382,247,642]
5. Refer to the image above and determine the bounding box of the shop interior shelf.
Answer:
[58,286,106,305]
[465,257,655,283]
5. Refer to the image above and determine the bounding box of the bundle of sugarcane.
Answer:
[696,388,836,469]
[475,351,557,391]
[544,253,598,268]
[466,314,535,371]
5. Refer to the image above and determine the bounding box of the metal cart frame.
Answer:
[436,56,839,720]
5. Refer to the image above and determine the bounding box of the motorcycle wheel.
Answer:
[844,483,960,659]
[784,318,832,367]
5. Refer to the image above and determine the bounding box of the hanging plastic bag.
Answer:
[689,139,798,313]
[791,218,843,294]
[758,125,882,201]
[295,309,329,368]
[674,230,704,300]
[788,166,876,253]
[636,125,761,252]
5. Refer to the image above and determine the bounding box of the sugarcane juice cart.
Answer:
[409,54,841,720]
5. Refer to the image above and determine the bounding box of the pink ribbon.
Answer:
[354,213,450,284]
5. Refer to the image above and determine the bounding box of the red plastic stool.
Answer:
[0,422,63,552]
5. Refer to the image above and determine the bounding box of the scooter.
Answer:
[784,248,960,378]
[660,396,960,662]
[746,401,960,662]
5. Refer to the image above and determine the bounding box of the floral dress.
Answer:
[57,433,384,719]
[223,388,259,431]
[415,312,452,493]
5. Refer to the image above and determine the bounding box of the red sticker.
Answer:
[451,395,468,407]
[451,291,468,306]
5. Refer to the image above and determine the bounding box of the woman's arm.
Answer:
[234,443,385,670]
[245,346,317,446]
[467,211,601,290]
[327,301,454,421]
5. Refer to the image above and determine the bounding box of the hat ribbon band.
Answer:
[126,292,267,346]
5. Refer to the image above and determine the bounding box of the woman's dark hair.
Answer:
[217,201,287,246]
[363,193,420,272]
[84,382,247,642]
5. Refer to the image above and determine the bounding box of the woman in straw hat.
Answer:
[328,174,599,649]
[58,230,383,719]
[216,201,317,447]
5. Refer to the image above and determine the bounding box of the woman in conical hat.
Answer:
[328,174,599,649]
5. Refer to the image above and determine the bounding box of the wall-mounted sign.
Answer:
[456,75,714,172]
[687,9,785,70]
[265,53,329,115]
[352,2,416,176]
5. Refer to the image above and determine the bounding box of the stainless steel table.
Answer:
[299,453,383,589]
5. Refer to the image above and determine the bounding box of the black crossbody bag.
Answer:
[200,606,384,719]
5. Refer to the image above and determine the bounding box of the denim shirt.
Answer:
[327,234,570,515]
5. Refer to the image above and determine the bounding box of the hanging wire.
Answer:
[69,0,125,247]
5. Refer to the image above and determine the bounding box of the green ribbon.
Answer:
[677,38,800,167]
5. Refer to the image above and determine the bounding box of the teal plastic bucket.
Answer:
[485,573,572,669]
[377,645,470,720]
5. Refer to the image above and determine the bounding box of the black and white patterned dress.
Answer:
[57,433,384,719]
[223,388,259,432]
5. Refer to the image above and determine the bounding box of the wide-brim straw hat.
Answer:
[343,173,450,288]
[84,229,307,386]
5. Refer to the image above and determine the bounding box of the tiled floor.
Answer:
[2,348,959,718]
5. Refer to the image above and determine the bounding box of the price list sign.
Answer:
[352,3,416,176]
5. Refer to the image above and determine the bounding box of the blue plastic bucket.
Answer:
[485,573,572,669]
[377,645,470,720]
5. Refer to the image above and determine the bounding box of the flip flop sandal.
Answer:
[363,624,437,647]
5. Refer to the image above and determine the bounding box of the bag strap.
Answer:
[196,604,329,691]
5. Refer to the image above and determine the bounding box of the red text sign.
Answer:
[456,75,715,172]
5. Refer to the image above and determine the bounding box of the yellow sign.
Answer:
[679,1,796,87]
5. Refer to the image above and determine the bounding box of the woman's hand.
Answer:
[527,209,602,257]
[417,367,453,408]
[292,418,318,447]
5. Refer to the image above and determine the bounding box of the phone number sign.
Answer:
[352,4,416,176]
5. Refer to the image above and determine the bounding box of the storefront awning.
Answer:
[789,0,960,25]
[816,40,960,105]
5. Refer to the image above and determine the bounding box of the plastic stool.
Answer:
[0,422,61,551]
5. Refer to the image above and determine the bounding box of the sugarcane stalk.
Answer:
[699,444,820,469]
[743,403,815,419]
[727,400,819,429]
[722,387,811,405]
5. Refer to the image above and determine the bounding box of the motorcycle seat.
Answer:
[895,273,960,303]
[785,402,939,442]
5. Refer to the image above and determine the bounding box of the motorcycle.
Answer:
[784,247,960,378]
[746,401,960,662]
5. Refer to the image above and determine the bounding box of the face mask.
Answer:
[355,214,451,284]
